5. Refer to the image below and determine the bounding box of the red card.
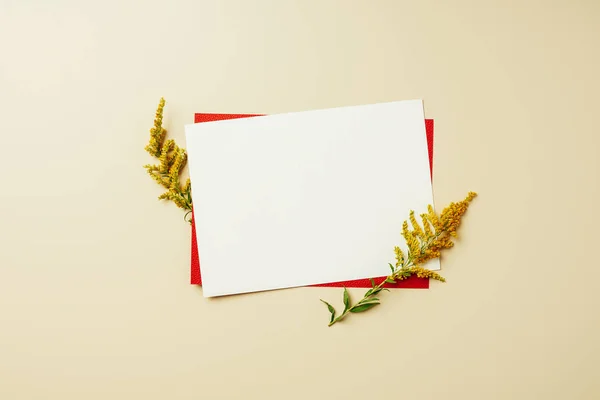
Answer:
[191,114,435,289]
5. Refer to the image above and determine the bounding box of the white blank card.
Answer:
[185,100,437,297]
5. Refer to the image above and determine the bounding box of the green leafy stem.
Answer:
[321,278,390,327]
[320,191,477,327]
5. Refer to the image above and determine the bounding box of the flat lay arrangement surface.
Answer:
[1,1,599,399]
[146,98,475,326]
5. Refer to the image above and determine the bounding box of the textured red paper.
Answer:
[190,114,435,289]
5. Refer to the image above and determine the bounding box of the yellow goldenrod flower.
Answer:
[426,204,441,231]
[421,214,432,237]
[440,192,477,237]
[323,192,477,326]
[145,98,167,157]
[393,246,405,267]
[408,266,446,282]
[144,98,193,220]
[394,192,477,278]
[401,221,421,259]
[409,210,424,239]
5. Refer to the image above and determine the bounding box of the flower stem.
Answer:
[328,278,390,326]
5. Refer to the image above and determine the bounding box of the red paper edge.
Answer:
[190,114,434,289]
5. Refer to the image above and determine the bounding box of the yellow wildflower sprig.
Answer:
[321,192,477,327]
[144,98,193,222]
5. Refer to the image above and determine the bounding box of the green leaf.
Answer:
[363,288,373,298]
[350,302,380,313]
[320,299,336,323]
[385,277,396,284]
[388,263,395,273]
[371,288,382,296]
[320,299,335,314]
[343,288,350,313]
[369,278,376,288]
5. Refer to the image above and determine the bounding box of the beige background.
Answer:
[1,1,599,399]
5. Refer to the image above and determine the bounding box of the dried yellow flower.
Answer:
[409,210,424,239]
[440,191,477,237]
[408,266,446,282]
[322,191,477,326]
[402,220,421,259]
[393,246,405,267]
[145,98,167,157]
[421,214,433,237]
[427,204,441,231]
[144,98,193,222]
